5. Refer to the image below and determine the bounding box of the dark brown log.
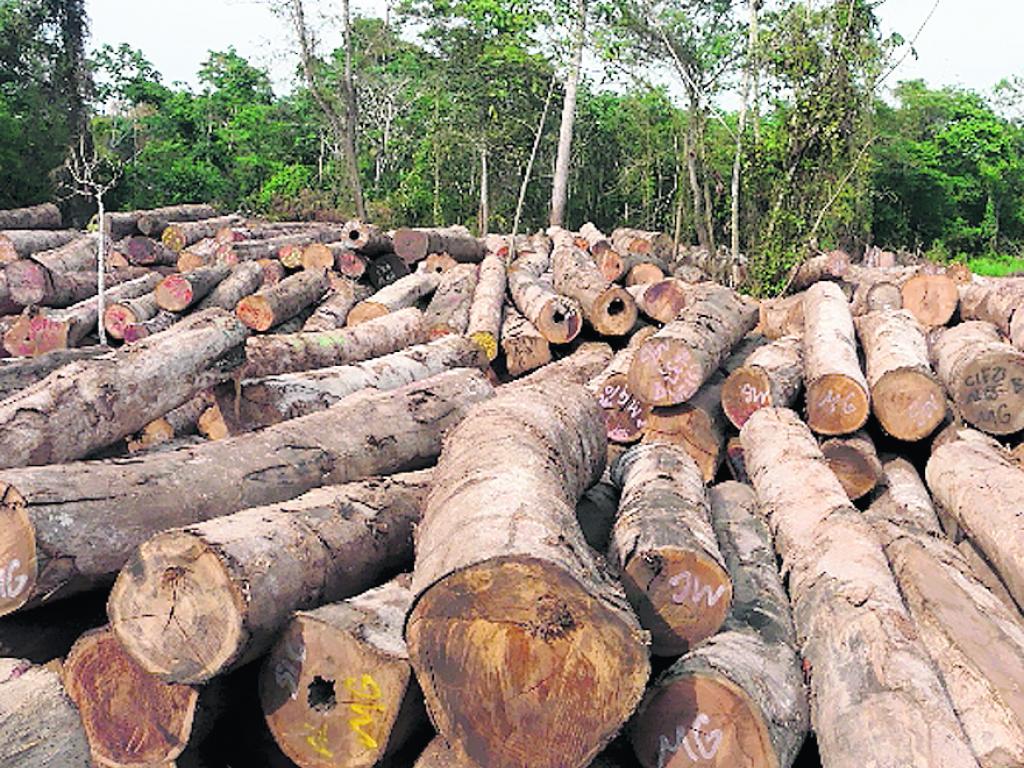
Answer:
[393,226,484,264]
[0,272,19,316]
[586,327,657,444]
[0,230,80,263]
[0,346,109,400]
[340,220,394,255]
[366,253,410,290]
[348,272,439,326]
[820,430,883,500]
[6,266,151,309]
[406,381,649,768]
[421,263,478,338]
[111,236,179,267]
[0,203,62,230]
[236,270,331,332]
[724,437,748,483]
[0,368,492,617]
[500,304,550,376]
[161,216,244,252]
[137,204,219,237]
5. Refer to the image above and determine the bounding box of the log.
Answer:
[629,482,808,768]
[960,278,1024,350]
[421,252,457,275]
[334,245,369,279]
[242,306,425,378]
[505,342,614,390]
[957,537,1019,612]
[127,391,214,452]
[608,444,730,656]
[162,215,244,252]
[579,223,612,257]
[0,308,248,468]
[137,204,219,237]
[0,346,109,400]
[154,265,230,312]
[757,293,804,339]
[193,261,264,312]
[420,263,478,338]
[219,336,487,433]
[3,273,163,357]
[931,320,1024,434]
[466,252,506,360]
[724,437,748,483]
[110,469,432,684]
[927,432,1024,610]
[366,253,410,290]
[176,237,232,272]
[299,242,335,271]
[0,203,61,230]
[0,230,80,263]
[393,226,484,264]
[260,576,427,768]
[820,430,883,500]
[111,236,179,267]
[197,403,229,440]
[5,266,151,309]
[3,237,96,301]
[340,220,393,256]
[802,281,870,435]
[507,239,584,344]
[788,249,850,291]
[122,310,177,344]
[406,381,649,768]
[901,272,959,327]
[867,457,1024,768]
[500,304,550,376]
[552,242,637,336]
[586,327,658,443]
[610,228,675,262]
[63,626,202,767]
[0,368,492,617]
[576,476,619,554]
[348,272,440,327]
[236,270,330,332]
[0,272,19,316]
[627,278,694,323]
[628,284,758,406]
[0,657,92,767]
[721,335,803,430]
[741,408,979,768]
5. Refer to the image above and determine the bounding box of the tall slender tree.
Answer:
[549,0,586,227]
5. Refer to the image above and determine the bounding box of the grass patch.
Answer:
[967,254,1024,277]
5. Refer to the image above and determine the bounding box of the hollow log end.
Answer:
[721,367,773,431]
[805,375,870,435]
[536,299,583,345]
[236,294,276,332]
[594,288,639,337]
[871,370,946,441]
[0,483,35,617]
[407,559,649,768]
[108,531,245,684]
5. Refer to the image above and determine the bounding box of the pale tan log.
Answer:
[608,444,730,656]
[552,242,637,336]
[820,430,883,500]
[580,222,612,257]
[339,220,393,256]
[957,537,1019,612]
[421,263,478,338]
[610,228,675,262]
[931,320,1024,434]
[196,402,229,441]
[586,327,658,443]
[757,293,804,340]
[0,230,80,263]
[347,271,440,327]
[466,252,506,360]
[194,261,265,312]
[0,203,62,230]
[302,280,372,332]
[788,249,850,291]
[261,576,426,768]
[406,382,649,768]
[506,342,613,391]
[136,204,219,237]
[155,264,231,311]
[236,270,330,332]
[802,281,870,435]
[161,215,243,252]
[721,335,803,430]
[500,304,550,376]
[626,278,695,323]
[127,391,214,453]
[740,408,978,768]
[901,272,959,327]
[507,238,583,344]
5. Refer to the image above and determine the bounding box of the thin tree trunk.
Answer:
[684,115,709,251]
[549,0,586,227]
[478,145,489,235]
[340,0,366,219]
[96,195,106,346]
[730,0,758,263]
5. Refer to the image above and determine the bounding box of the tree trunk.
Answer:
[127,391,215,453]
[549,0,585,228]
[901,272,959,327]
[155,264,232,312]
[579,222,611,257]
[6,266,151,309]
[62,625,202,767]
[340,221,393,256]
[236,270,330,332]
[628,284,757,406]
[122,310,178,343]
[478,145,489,235]
[629,481,808,768]
[406,381,649,768]
[392,227,484,265]
[508,264,584,344]
[136,204,219,237]
[802,281,870,435]
[740,408,978,768]
[161,215,243,253]
[627,279,694,323]
[500,303,551,376]
[0,230,80,263]
[931,320,1024,435]
[421,263,478,338]
[466,252,506,360]
[757,292,804,339]
[721,335,803,429]
[302,279,372,332]
[241,306,425,378]
[0,369,491,617]
[608,444,730,657]
[788,250,851,291]
[111,236,179,267]
[0,203,62,230]
[551,233,637,336]
[960,278,1024,350]
[854,309,946,440]
[820,430,883,500]
[348,272,440,326]
[586,327,657,443]
[505,342,613,390]
[0,346,109,400]
[194,261,265,312]
[684,118,710,252]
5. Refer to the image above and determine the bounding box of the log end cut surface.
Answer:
[155,275,196,312]
[0,483,36,616]
[594,374,651,443]
[592,287,639,336]
[629,338,702,406]
[805,374,869,435]
[347,303,390,327]
[871,369,946,441]
[236,294,276,332]
[406,558,649,768]
[955,350,1024,435]
[721,367,773,430]
[469,331,498,362]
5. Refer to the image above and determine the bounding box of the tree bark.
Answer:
[0,346,109,400]
[757,292,804,339]
[551,234,637,336]
[136,204,219,238]
[161,216,243,253]
[579,223,612,257]
[549,0,585,227]
[508,262,583,344]
[586,327,657,443]
[122,310,178,343]
[111,236,179,267]
[393,226,484,265]
[500,304,551,376]
[302,279,372,332]
[236,270,330,332]
[347,272,440,326]
[406,380,648,768]
[421,263,478,338]
[0,230,80,263]
[820,430,883,501]
[466,252,506,360]
[960,278,1024,350]
[6,266,152,309]
[505,342,613,390]
[788,250,851,291]
[340,221,393,256]
[721,335,803,430]
[0,203,62,230]
[191,261,264,312]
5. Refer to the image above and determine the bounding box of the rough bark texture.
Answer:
[855,309,947,440]
[630,482,808,768]
[393,226,484,264]
[0,657,92,767]
[586,327,658,443]
[820,430,883,501]
[931,320,1024,434]
[136,204,219,237]
[260,575,427,768]
[740,408,978,768]
[242,306,425,378]
[580,223,612,257]
[901,272,959,327]
[552,240,638,336]
[161,216,243,253]
[63,625,201,767]
[111,236,179,267]
[110,471,432,684]
[788,250,850,291]
[802,281,871,435]
[154,265,231,312]
[0,346,109,400]
[500,304,551,376]
[195,261,265,312]
[0,230,80,263]
[122,310,177,344]
[757,293,804,340]
[0,308,249,469]
[627,279,695,323]
[0,369,491,617]
[505,342,613,391]
[959,278,1024,342]
[507,239,584,344]
[721,335,803,430]
[628,284,758,406]
[5,266,150,309]
[103,293,159,340]
[421,263,478,338]
[236,270,330,332]
[0,204,62,230]
[406,382,649,768]
[348,272,440,327]
[299,280,369,333]
[340,220,394,255]
[608,444,730,656]
[466,252,507,360]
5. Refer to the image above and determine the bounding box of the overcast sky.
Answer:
[86,0,1024,99]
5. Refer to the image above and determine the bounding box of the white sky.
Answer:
[86,0,1024,99]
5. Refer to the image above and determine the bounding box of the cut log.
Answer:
[162,215,244,252]
[625,262,666,286]
[258,258,287,287]
[102,291,157,339]
[0,346,109,400]
[0,657,92,767]
[740,408,979,768]
[0,230,80,263]
[820,430,883,500]
[867,457,1024,768]
[629,482,808,768]
[154,265,230,312]
[219,336,487,433]
[63,625,201,767]
[608,444,730,656]
[340,220,393,255]
[507,238,584,344]
[0,308,248,468]
[261,576,426,768]
[4,237,96,298]
[0,203,62,230]
[111,236,179,267]
[197,403,229,440]
[580,222,612,257]
[802,281,870,435]
[348,272,440,327]
[927,432,1024,610]
[301,280,371,333]
[960,278,1024,349]
[901,272,959,327]
[137,204,219,237]
[236,270,330,332]
[724,437,748,483]
[721,335,803,430]
[957,537,1019,612]
[500,304,550,376]
[406,381,649,768]
[757,293,804,340]
[586,327,658,443]
[175,237,229,272]
[788,250,850,291]
[421,252,458,275]
[393,226,484,264]
[366,253,410,289]
[552,242,637,336]
[127,391,214,452]
[628,284,758,406]
[466,252,506,360]
[505,342,614,390]
[421,263,478,338]
[5,266,151,309]
[0,368,492,617]
[122,310,177,343]
[931,320,1024,434]
[3,273,163,357]
[193,261,264,312]
[243,306,425,378]
[299,242,335,271]
[335,246,369,279]
[627,278,694,323]
[610,228,675,262]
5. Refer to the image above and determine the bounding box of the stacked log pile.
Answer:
[1,205,1023,768]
